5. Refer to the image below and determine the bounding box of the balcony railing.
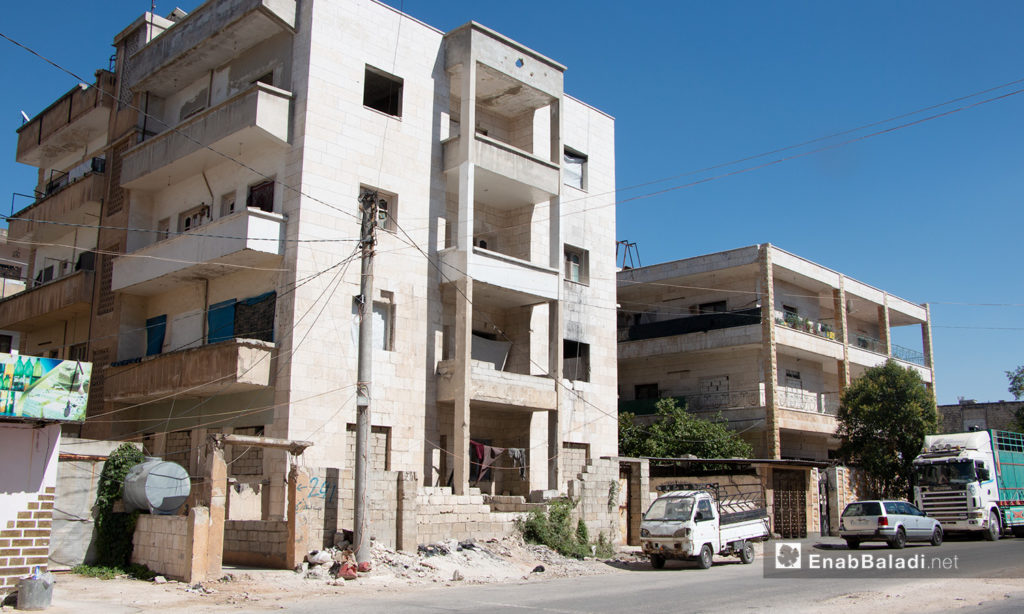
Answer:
[618,307,761,343]
[774,311,839,341]
[892,343,927,367]
[618,385,840,417]
[776,386,840,415]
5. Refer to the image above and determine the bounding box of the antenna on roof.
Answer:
[20,110,30,124]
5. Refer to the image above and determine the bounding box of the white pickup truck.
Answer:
[640,483,770,569]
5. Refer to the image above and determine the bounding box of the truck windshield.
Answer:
[915,461,976,486]
[645,497,694,521]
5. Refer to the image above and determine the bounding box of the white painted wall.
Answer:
[0,423,60,528]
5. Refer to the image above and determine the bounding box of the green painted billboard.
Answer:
[0,353,91,421]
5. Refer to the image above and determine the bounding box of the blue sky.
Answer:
[1,1,1022,405]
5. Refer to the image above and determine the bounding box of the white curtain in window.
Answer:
[564,151,585,189]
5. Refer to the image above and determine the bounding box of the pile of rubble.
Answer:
[295,535,610,587]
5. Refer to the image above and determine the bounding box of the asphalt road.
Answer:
[288,536,1024,613]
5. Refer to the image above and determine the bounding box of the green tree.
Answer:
[618,397,753,459]
[1007,365,1024,401]
[836,360,937,499]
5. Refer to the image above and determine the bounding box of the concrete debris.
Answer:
[306,550,332,566]
[152,576,167,584]
[185,582,216,595]
[289,534,608,588]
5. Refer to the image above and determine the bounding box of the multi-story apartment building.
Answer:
[618,244,935,462]
[2,0,617,533]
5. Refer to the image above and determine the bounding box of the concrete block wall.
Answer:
[415,486,521,545]
[132,514,190,580]
[0,487,54,595]
[223,520,288,567]
[227,427,264,477]
[567,458,620,544]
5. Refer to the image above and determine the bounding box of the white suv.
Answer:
[839,500,943,549]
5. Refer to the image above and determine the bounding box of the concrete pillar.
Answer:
[548,296,563,492]
[921,303,936,399]
[452,277,473,495]
[199,439,226,580]
[286,464,312,569]
[396,471,418,552]
[833,282,851,390]
[184,506,210,584]
[877,293,891,356]
[759,245,780,459]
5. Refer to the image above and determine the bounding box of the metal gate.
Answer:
[773,470,807,538]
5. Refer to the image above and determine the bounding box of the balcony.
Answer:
[103,339,274,403]
[16,71,115,168]
[443,134,560,207]
[438,246,558,305]
[112,208,284,296]
[436,360,556,411]
[620,308,762,342]
[0,270,94,331]
[8,171,105,244]
[776,386,840,415]
[121,83,292,190]
[127,0,297,97]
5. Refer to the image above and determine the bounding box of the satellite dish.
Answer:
[20,110,30,123]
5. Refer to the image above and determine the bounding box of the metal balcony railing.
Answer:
[892,343,927,367]
[619,385,841,417]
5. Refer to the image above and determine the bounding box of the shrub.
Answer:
[94,443,145,567]
[517,498,611,559]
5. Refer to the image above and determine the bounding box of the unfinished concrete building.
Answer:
[2,0,618,564]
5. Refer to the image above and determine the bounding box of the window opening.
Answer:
[363,66,403,117]
[563,339,590,382]
[247,180,275,213]
[564,149,587,190]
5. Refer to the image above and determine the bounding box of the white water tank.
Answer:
[122,458,190,514]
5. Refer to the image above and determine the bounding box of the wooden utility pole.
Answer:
[354,189,378,564]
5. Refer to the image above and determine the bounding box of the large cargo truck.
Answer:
[912,429,1024,539]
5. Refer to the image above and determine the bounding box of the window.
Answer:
[372,301,394,351]
[0,334,12,353]
[360,186,397,232]
[220,192,236,217]
[157,218,170,241]
[68,343,88,361]
[178,204,210,232]
[206,292,277,344]
[634,383,659,400]
[564,245,589,284]
[363,66,403,117]
[247,180,275,213]
[564,148,587,190]
[563,339,590,382]
[696,498,715,521]
[694,300,727,315]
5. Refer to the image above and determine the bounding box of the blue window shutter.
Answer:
[207,299,237,343]
[146,315,167,356]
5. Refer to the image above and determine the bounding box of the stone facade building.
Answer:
[938,400,1023,434]
[617,244,935,461]
[2,0,618,550]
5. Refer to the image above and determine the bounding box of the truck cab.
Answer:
[640,483,768,570]
[913,431,1002,539]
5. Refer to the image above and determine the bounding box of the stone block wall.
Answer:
[223,520,288,567]
[0,487,54,595]
[567,457,621,544]
[415,487,521,544]
[132,514,190,580]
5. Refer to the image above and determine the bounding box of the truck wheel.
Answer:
[650,555,665,569]
[739,541,755,564]
[984,510,1001,541]
[930,526,943,547]
[888,527,906,549]
[696,544,714,569]
[845,538,860,549]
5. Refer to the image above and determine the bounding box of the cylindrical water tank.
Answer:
[122,458,191,514]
